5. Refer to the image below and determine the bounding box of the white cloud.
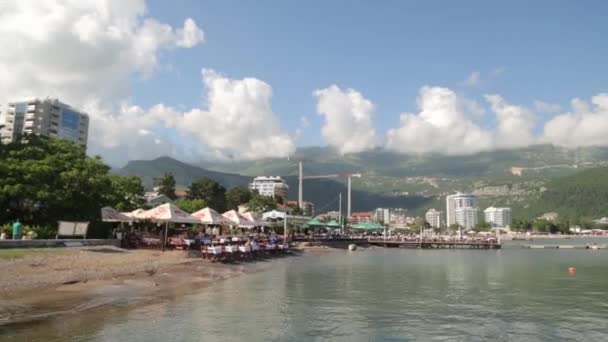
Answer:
[314,85,377,154]
[485,94,535,148]
[386,86,493,155]
[542,94,608,148]
[462,71,480,86]
[176,18,205,48]
[0,0,285,166]
[0,0,204,105]
[534,100,562,113]
[176,69,295,160]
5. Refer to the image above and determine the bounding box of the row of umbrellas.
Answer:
[101,203,270,228]
[305,218,385,230]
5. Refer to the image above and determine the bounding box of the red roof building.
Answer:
[349,211,373,224]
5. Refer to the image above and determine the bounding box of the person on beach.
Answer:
[12,220,22,240]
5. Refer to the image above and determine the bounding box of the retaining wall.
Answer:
[0,239,120,249]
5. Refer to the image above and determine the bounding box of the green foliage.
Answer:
[0,136,144,237]
[187,177,226,211]
[0,136,111,226]
[448,223,461,231]
[157,172,176,200]
[175,198,207,213]
[246,192,278,213]
[473,222,491,232]
[107,175,145,211]
[530,167,608,221]
[225,186,252,210]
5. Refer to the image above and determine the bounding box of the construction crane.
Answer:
[297,161,362,218]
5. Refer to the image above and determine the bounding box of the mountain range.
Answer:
[116,145,608,220]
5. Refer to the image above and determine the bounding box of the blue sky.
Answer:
[1,0,607,165]
[137,0,608,146]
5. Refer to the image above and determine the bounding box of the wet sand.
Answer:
[0,246,304,327]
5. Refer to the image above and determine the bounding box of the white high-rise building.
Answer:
[455,207,479,229]
[250,176,289,200]
[1,98,89,146]
[484,207,512,228]
[446,193,477,226]
[425,208,444,228]
[375,208,390,224]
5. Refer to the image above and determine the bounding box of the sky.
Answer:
[0,0,607,166]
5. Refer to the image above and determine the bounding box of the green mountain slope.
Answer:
[118,156,250,189]
[116,148,608,219]
[530,167,608,220]
[116,156,434,213]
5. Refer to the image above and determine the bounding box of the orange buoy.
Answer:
[568,266,576,274]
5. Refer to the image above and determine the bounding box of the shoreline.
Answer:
[0,246,315,327]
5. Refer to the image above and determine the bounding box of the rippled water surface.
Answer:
[4,245,608,341]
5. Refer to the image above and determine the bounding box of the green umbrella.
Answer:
[305,218,325,226]
[325,219,341,228]
[351,222,385,230]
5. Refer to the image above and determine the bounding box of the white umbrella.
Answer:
[101,207,133,222]
[191,207,230,225]
[222,210,255,228]
[122,208,147,219]
[140,203,200,251]
[242,212,270,227]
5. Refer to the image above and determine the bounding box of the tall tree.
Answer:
[175,198,207,213]
[187,177,226,211]
[225,186,252,210]
[246,192,277,213]
[108,175,145,211]
[157,172,176,200]
[0,135,114,226]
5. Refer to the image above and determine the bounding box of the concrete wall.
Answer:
[0,239,120,249]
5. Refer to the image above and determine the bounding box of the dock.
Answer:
[367,240,501,249]
[293,237,501,249]
[522,244,607,249]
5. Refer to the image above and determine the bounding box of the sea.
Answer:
[3,238,608,341]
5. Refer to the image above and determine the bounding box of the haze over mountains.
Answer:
[117,145,608,220]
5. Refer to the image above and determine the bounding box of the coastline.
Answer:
[0,246,312,327]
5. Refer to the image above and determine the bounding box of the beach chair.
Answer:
[239,245,253,260]
[224,245,238,261]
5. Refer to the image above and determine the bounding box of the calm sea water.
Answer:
[4,240,608,341]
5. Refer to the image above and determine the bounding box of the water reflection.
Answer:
[3,247,608,341]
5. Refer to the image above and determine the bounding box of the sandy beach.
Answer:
[0,246,305,327]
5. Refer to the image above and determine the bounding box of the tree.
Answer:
[533,219,549,232]
[225,186,252,210]
[107,175,145,211]
[0,135,114,227]
[246,192,277,213]
[473,222,491,232]
[187,177,226,211]
[448,223,462,232]
[286,201,304,215]
[157,172,176,200]
[175,198,207,213]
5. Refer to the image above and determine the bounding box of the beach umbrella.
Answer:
[101,207,133,222]
[140,203,200,251]
[351,222,385,230]
[222,210,255,228]
[242,212,270,227]
[191,207,231,225]
[121,208,147,220]
[325,219,341,228]
[305,218,325,226]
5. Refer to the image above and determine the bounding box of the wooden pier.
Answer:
[367,240,501,249]
[522,244,607,250]
[293,237,501,249]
